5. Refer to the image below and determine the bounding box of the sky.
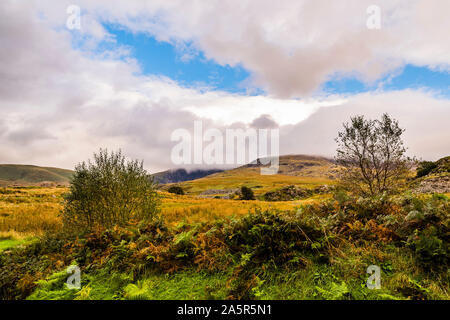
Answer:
[0,0,449,172]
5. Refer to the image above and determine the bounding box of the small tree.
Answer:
[63,149,160,233]
[168,185,184,195]
[335,113,412,196]
[240,186,255,200]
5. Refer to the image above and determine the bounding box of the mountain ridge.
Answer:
[0,164,74,187]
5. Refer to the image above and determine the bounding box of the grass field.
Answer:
[0,187,329,236]
[0,187,65,238]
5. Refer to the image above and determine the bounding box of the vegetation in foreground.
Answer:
[1,190,448,300]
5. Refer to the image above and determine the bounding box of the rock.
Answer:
[264,185,312,201]
[414,175,450,194]
[200,188,239,195]
[313,185,333,194]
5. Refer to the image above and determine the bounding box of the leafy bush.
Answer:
[223,210,329,299]
[62,149,160,234]
[225,210,327,266]
[0,236,65,299]
[408,231,447,270]
[240,186,255,200]
[302,191,449,271]
[401,194,449,270]
[167,186,184,195]
[314,281,350,300]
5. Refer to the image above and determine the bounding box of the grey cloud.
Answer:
[6,127,55,146]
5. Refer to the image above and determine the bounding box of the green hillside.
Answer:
[0,165,73,186]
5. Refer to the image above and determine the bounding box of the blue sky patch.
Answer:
[323,65,449,97]
[92,23,450,98]
[101,24,251,93]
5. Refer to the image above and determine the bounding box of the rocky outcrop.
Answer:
[412,156,450,194]
[200,188,239,195]
[414,175,450,194]
[197,188,240,199]
[313,184,334,194]
[264,185,313,201]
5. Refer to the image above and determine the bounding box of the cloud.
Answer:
[0,0,324,171]
[56,0,450,98]
[0,0,448,173]
[279,90,450,161]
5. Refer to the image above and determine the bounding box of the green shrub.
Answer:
[62,149,160,234]
[240,186,255,200]
[27,269,78,300]
[402,196,449,270]
[408,231,447,270]
[225,210,327,267]
[167,185,184,195]
[223,210,328,299]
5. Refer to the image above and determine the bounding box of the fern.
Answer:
[124,280,153,300]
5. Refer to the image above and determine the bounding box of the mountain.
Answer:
[244,154,339,178]
[152,168,223,184]
[0,164,73,187]
[173,155,340,195]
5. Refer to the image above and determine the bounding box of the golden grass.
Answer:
[159,192,327,227]
[0,230,28,240]
[0,187,65,237]
[1,186,446,239]
[0,187,328,236]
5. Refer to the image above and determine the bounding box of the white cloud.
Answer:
[48,0,450,98]
[280,90,450,161]
[0,0,448,173]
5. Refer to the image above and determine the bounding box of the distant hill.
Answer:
[152,168,223,184]
[173,155,341,196]
[0,155,339,190]
[0,164,73,187]
[0,164,221,187]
